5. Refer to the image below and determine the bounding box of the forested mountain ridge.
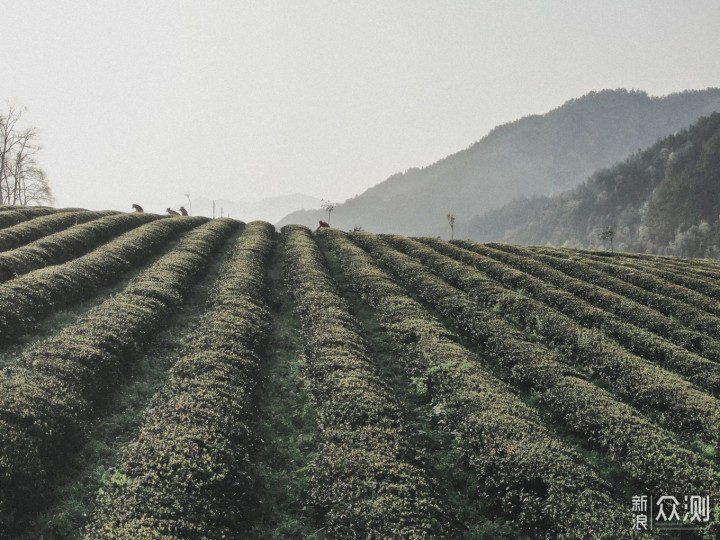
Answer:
[469,112,720,257]
[278,88,720,236]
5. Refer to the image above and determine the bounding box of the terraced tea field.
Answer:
[0,206,718,539]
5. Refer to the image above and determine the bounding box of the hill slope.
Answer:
[0,208,718,537]
[468,112,720,257]
[278,88,720,236]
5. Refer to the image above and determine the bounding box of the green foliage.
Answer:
[246,247,323,540]
[2,210,720,538]
[484,242,720,363]
[359,233,720,500]
[0,211,159,281]
[85,221,274,538]
[282,225,447,539]
[0,215,208,342]
[0,219,238,535]
[0,209,116,251]
[0,206,60,229]
[427,239,720,435]
[321,229,632,539]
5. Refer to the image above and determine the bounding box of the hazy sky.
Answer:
[1,1,719,214]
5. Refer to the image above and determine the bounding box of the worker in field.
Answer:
[317,220,330,231]
[179,206,189,216]
[132,204,144,213]
[166,207,180,215]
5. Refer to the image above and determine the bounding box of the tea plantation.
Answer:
[0,206,718,539]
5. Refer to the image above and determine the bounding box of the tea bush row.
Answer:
[0,209,115,252]
[419,237,720,403]
[0,206,60,229]
[539,246,720,305]
[515,245,720,339]
[467,242,720,363]
[0,219,238,534]
[0,215,207,342]
[86,221,273,539]
[321,230,629,540]
[0,212,160,281]
[283,225,446,539]
[531,245,720,274]
[349,233,719,499]
[581,255,720,316]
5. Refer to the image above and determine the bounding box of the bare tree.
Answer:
[599,226,615,253]
[321,199,335,225]
[0,104,52,205]
[447,213,456,240]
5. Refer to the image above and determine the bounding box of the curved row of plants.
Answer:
[0,212,160,281]
[319,229,630,540]
[536,245,720,273]
[466,242,720,362]
[0,218,238,535]
[0,209,115,252]
[419,237,720,400]
[86,221,273,539]
[656,259,720,280]
[537,246,720,305]
[597,251,720,278]
[347,232,719,499]
[581,253,720,315]
[0,215,207,342]
[282,225,446,539]
[411,236,720,429]
[518,244,720,338]
[0,206,60,229]
[0,205,59,213]
[501,242,720,348]
[615,256,720,299]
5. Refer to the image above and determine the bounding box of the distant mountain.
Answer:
[191,193,321,223]
[467,112,720,257]
[277,89,720,236]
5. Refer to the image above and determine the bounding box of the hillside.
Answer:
[0,206,718,538]
[469,112,720,257]
[278,88,720,236]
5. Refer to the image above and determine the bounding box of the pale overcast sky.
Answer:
[1,1,719,213]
